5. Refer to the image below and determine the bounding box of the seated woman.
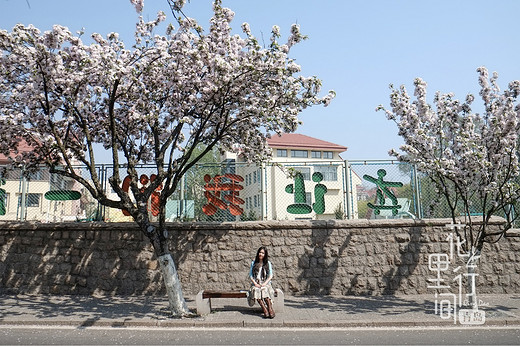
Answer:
[249,246,275,318]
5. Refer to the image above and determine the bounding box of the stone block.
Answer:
[147,260,158,270]
[499,275,511,286]
[373,243,385,254]
[281,237,296,247]
[271,237,284,246]
[273,288,285,313]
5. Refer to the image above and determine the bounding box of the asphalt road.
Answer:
[1,326,519,345]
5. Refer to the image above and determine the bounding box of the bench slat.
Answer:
[202,290,247,299]
[202,290,278,299]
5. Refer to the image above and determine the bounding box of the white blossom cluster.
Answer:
[0,0,334,202]
[378,67,520,245]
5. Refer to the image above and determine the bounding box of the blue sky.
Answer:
[1,0,520,161]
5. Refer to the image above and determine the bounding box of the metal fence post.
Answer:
[261,163,267,220]
[343,160,352,219]
[180,173,185,220]
[19,172,27,221]
[412,163,423,219]
[99,164,106,221]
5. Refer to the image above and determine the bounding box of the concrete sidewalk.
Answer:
[1,294,519,328]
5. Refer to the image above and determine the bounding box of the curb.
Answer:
[1,319,519,328]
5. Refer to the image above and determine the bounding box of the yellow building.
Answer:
[0,141,88,222]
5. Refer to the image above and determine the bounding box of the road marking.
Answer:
[1,325,519,331]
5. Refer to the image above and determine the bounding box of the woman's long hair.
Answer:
[254,246,270,277]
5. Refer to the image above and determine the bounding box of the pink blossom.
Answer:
[130,0,144,13]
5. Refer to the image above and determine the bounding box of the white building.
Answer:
[223,133,362,220]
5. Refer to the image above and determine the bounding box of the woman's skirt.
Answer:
[248,282,275,302]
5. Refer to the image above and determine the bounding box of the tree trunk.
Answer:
[141,217,189,316]
[466,247,481,309]
[157,252,190,316]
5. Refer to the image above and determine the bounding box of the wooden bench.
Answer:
[196,289,284,315]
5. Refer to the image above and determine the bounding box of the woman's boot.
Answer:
[257,299,269,318]
[265,298,275,318]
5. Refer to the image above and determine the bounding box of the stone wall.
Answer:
[1,218,519,296]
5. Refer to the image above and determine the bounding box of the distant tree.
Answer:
[394,183,412,200]
[333,203,345,220]
[0,0,334,315]
[241,210,259,221]
[379,67,520,305]
[170,143,221,221]
[356,199,370,219]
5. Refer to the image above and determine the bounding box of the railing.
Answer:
[0,160,496,222]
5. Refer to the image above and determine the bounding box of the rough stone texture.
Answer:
[0,218,519,296]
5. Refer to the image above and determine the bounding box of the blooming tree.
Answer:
[0,0,334,315]
[379,67,520,304]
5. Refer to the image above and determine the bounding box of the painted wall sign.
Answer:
[202,173,244,216]
[363,169,403,216]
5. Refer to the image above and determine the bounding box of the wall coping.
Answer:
[0,216,506,232]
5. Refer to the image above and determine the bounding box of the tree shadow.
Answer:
[169,224,229,266]
[293,222,424,296]
[169,224,239,293]
[294,226,351,295]
[283,295,434,315]
[382,226,423,294]
[282,295,520,319]
[0,224,163,296]
[0,294,179,326]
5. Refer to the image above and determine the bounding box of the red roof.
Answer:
[0,139,34,164]
[267,133,347,152]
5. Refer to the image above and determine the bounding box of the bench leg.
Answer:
[196,290,211,315]
[273,288,284,313]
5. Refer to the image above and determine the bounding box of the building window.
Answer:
[291,150,308,158]
[27,169,49,181]
[323,151,333,159]
[50,173,74,190]
[277,149,287,157]
[295,167,311,180]
[311,151,321,159]
[315,166,338,181]
[253,195,258,208]
[253,171,257,184]
[18,193,41,208]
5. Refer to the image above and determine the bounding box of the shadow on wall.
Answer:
[294,228,352,295]
[0,227,163,296]
[169,227,230,266]
[382,227,423,295]
[292,225,423,296]
[169,227,237,293]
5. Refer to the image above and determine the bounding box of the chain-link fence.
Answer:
[0,160,511,223]
[347,160,421,220]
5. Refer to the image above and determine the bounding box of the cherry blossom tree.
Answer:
[379,67,520,305]
[0,0,334,315]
